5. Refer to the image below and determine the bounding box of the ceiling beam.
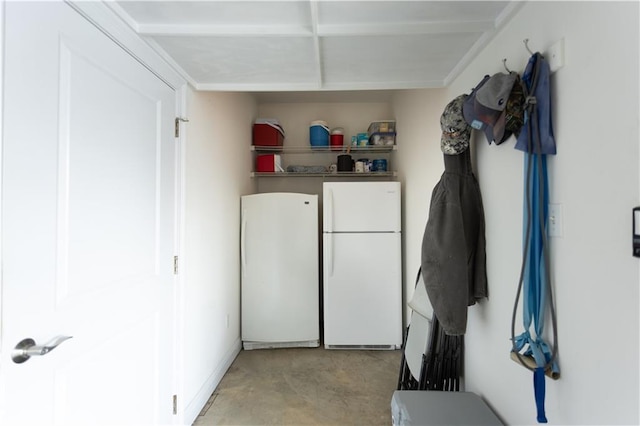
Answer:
[309,0,323,89]
[135,20,495,38]
[318,20,494,37]
[137,24,312,37]
[194,79,444,92]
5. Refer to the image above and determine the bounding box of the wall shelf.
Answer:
[250,171,397,178]
[251,145,397,154]
[251,144,397,179]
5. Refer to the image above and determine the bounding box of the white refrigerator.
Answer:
[241,193,319,350]
[323,182,402,349]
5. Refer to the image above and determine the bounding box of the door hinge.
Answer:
[175,117,189,138]
[173,256,179,274]
[172,394,177,415]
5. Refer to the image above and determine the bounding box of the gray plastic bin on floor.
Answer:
[391,391,503,425]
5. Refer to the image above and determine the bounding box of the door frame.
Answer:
[0,0,5,376]
[0,0,188,423]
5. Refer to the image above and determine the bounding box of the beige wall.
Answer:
[391,88,448,321]
[181,88,256,423]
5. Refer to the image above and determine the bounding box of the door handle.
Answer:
[12,335,72,364]
[241,210,247,272]
[327,233,334,277]
[325,189,334,233]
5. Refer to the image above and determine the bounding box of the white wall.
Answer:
[396,2,639,424]
[391,88,448,322]
[180,88,256,423]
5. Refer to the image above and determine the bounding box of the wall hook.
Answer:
[502,58,512,73]
[523,38,534,55]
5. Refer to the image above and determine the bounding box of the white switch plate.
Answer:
[547,38,565,73]
[548,203,563,237]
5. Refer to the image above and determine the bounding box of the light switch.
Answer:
[547,39,565,73]
[633,207,640,257]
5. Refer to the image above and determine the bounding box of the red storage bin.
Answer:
[253,119,285,146]
[256,154,282,173]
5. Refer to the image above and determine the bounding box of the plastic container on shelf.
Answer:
[357,132,369,146]
[256,154,283,172]
[369,132,396,146]
[310,120,330,148]
[368,120,396,135]
[372,159,388,172]
[330,127,344,151]
[253,118,285,146]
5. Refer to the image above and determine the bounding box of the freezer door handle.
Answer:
[241,210,247,272]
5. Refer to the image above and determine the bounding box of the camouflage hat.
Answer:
[463,72,518,145]
[440,94,471,155]
[497,74,525,144]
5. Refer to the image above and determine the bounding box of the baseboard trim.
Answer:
[183,338,242,425]
[325,344,400,350]
[243,340,319,350]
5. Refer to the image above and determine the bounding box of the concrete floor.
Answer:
[194,347,402,425]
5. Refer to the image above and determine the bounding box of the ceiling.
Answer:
[109,1,521,96]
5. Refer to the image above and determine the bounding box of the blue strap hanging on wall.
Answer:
[510,51,559,424]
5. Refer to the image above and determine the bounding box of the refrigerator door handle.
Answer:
[327,233,334,277]
[325,188,334,233]
[241,210,247,273]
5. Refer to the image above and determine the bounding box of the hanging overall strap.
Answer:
[511,52,559,424]
[524,53,549,424]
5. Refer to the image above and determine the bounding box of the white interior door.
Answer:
[1,2,178,425]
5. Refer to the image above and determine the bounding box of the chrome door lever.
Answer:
[12,335,72,364]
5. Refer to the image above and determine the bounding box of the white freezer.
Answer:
[322,182,403,349]
[241,193,319,349]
